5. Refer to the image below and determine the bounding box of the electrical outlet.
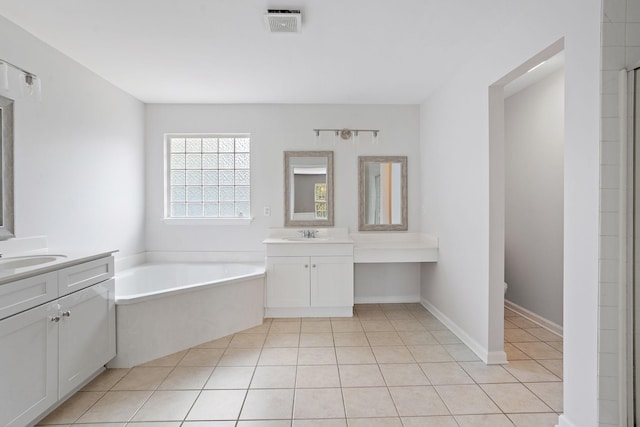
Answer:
[263,206,271,216]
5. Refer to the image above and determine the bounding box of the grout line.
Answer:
[53,304,563,426]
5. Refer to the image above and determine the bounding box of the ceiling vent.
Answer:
[264,9,301,33]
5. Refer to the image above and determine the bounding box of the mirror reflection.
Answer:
[285,151,333,227]
[359,156,407,231]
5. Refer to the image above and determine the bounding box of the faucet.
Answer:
[299,229,319,239]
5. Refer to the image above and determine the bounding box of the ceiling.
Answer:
[0,0,523,104]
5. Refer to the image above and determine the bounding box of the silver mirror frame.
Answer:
[358,155,407,231]
[284,151,334,227]
[0,95,14,240]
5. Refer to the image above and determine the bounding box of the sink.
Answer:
[281,237,330,242]
[0,254,67,269]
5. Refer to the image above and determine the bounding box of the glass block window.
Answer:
[167,134,250,218]
[314,183,327,219]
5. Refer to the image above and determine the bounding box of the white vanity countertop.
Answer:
[350,233,438,263]
[263,227,353,245]
[263,237,354,244]
[0,249,117,285]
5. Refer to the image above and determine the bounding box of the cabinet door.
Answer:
[266,257,310,308]
[58,279,115,397]
[310,256,354,307]
[0,301,58,427]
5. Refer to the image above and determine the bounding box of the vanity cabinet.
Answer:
[58,278,115,397]
[0,255,115,427]
[264,237,354,317]
[267,256,354,309]
[0,300,58,427]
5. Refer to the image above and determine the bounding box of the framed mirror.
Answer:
[0,95,14,240]
[284,151,334,227]
[359,156,407,231]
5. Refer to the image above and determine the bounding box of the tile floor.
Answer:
[38,303,563,427]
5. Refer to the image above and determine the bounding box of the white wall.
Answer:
[144,104,420,254]
[145,104,422,301]
[0,16,146,256]
[505,69,564,327]
[355,263,421,303]
[419,2,600,426]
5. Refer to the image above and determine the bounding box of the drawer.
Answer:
[58,256,114,297]
[0,272,58,320]
[266,243,354,257]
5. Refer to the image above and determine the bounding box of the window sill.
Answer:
[163,217,254,226]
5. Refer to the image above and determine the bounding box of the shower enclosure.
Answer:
[632,66,640,426]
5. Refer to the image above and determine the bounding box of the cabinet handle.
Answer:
[62,310,71,317]
[304,264,309,268]
[50,316,60,323]
[312,264,316,268]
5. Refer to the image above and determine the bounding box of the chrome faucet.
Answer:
[299,229,319,239]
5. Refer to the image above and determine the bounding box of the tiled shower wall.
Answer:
[599,0,640,425]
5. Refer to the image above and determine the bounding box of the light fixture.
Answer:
[313,128,380,144]
[0,63,7,92]
[0,58,41,99]
[21,73,41,99]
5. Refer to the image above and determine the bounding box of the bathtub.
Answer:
[109,262,265,368]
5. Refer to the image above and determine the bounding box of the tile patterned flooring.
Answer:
[38,303,563,427]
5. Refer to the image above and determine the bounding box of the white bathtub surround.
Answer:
[113,251,147,273]
[115,262,265,305]
[110,262,265,368]
[114,250,266,273]
[147,250,265,264]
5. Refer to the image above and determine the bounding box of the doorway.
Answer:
[488,39,565,361]
[503,53,565,332]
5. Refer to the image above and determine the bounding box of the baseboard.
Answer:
[486,350,508,364]
[265,306,353,318]
[555,414,576,427]
[354,295,421,304]
[420,297,507,365]
[504,299,563,337]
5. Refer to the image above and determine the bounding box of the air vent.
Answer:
[264,9,301,33]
